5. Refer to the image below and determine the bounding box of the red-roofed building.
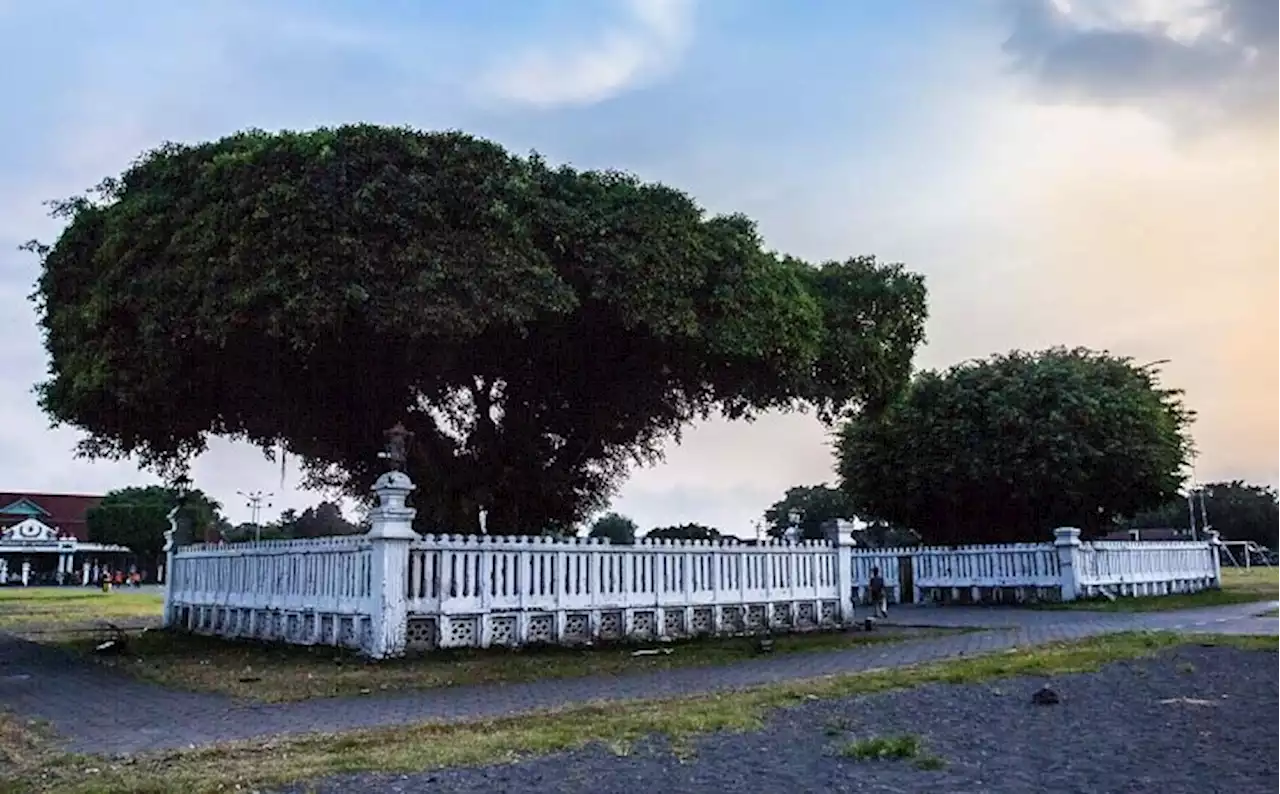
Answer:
[0,492,135,586]
[0,492,103,542]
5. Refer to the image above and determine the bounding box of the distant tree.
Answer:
[28,125,928,537]
[763,484,857,540]
[588,512,638,545]
[837,348,1195,544]
[279,501,361,538]
[222,521,291,543]
[858,520,922,549]
[646,523,721,541]
[86,485,222,566]
[1123,480,1279,549]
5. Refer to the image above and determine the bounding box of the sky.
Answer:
[0,0,1275,535]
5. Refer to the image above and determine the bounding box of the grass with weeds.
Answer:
[1,631,1272,794]
[1040,567,1278,612]
[59,625,960,702]
[837,734,921,761]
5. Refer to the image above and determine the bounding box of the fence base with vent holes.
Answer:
[399,600,845,652]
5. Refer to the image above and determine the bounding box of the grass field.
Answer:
[1043,567,1278,612]
[67,623,961,702]
[0,587,959,701]
[0,631,1272,794]
[0,588,162,633]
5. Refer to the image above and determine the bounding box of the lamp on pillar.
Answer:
[786,509,803,543]
[369,421,418,537]
[167,474,196,549]
[378,422,413,472]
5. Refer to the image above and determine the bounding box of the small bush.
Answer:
[838,734,921,761]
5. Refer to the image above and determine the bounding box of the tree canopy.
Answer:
[29,125,927,534]
[836,348,1195,544]
[220,501,363,542]
[645,523,721,541]
[279,501,363,538]
[86,485,222,563]
[763,484,856,540]
[587,512,638,545]
[1123,480,1278,549]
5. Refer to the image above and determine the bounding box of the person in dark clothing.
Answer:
[869,567,888,619]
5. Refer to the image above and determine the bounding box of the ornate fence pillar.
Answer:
[161,507,180,628]
[1205,529,1223,589]
[1053,527,1083,602]
[365,469,419,659]
[825,519,858,624]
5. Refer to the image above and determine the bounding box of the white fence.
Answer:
[848,533,1220,605]
[162,471,1225,658]
[165,536,373,648]
[401,535,844,650]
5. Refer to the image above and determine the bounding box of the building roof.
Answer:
[0,492,104,541]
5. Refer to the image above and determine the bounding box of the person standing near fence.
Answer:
[869,567,888,619]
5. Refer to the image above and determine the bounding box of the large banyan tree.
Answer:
[29,125,928,534]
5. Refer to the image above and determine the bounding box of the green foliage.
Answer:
[28,125,928,535]
[219,502,362,542]
[645,523,721,541]
[837,348,1195,544]
[588,512,638,545]
[837,734,922,761]
[857,521,922,549]
[86,485,222,562]
[1124,481,1279,549]
[279,501,363,538]
[763,484,856,540]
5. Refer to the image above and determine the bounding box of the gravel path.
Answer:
[275,645,1279,794]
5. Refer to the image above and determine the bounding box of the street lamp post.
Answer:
[237,490,274,542]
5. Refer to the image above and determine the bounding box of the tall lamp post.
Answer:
[238,490,274,542]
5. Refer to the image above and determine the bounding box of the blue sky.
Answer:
[0,0,1274,533]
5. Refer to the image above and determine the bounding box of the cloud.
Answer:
[1004,0,1278,134]
[958,0,1279,490]
[475,0,694,108]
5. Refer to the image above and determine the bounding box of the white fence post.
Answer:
[1053,527,1083,601]
[1206,529,1223,588]
[364,470,419,659]
[825,520,857,624]
[161,507,179,628]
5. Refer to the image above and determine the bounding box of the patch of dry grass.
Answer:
[64,625,958,702]
[1,632,1272,794]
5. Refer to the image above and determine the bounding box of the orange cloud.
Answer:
[992,107,1277,485]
